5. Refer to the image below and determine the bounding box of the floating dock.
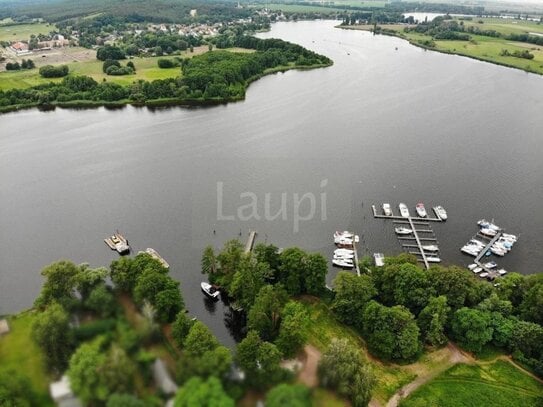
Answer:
[407,216,429,269]
[371,205,444,222]
[104,232,130,254]
[352,238,361,276]
[244,231,257,254]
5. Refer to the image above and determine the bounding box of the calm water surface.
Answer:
[1,21,542,346]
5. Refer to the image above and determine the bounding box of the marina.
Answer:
[460,220,518,280]
[332,230,361,276]
[372,203,445,269]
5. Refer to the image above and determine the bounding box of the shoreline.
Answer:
[0,61,333,115]
[338,24,543,77]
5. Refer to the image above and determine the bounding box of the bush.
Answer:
[6,62,21,70]
[73,318,117,341]
[97,45,126,61]
[39,64,69,78]
[157,58,177,68]
[103,59,121,73]
[106,65,134,76]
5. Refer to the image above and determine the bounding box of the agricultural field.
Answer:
[0,22,54,42]
[401,360,543,407]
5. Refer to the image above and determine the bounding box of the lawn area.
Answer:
[0,311,54,406]
[459,17,543,37]
[311,388,348,406]
[0,23,55,42]
[347,23,543,75]
[297,297,416,405]
[401,360,543,407]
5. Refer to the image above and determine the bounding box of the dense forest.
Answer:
[0,0,251,24]
[0,36,332,113]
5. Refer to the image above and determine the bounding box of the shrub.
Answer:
[39,64,69,78]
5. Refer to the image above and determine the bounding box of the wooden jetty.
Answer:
[372,205,443,222]
[407,216,430,269]
[244,231,257,254]
[352,238,361,277]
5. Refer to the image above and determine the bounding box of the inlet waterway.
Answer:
[1,20,542,346]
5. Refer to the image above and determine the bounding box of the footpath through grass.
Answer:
[0,311,54,406]
[401,360,543,407]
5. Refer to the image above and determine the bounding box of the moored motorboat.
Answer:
[104,232,130,255]
[382,203,392,216]
[468,264,477,270]
[332,259,354,268]
[373,253,385,267]
[422,245,439,252]
[433,206,447,220]
[415,203,427,218]
[426,256,441,263]
[395,227,413,235]
[497,268,508,275]
[399,203,410,218]
[483,261,497,269]
[480,228,497,237]
[334,249,354,255]
[334,230,354,239]
[333,253,354,259]
[473,267,483,274]
[201,282,220,299]
[479,272,489,278]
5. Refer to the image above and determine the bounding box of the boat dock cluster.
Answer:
[461,219,518,281]
[332,231,361,276]
[372,202,447,269]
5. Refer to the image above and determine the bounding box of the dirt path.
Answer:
[298,345,322,387]
[385,343,471,407]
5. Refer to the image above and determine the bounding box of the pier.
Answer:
[352,238,361,277]
[371,205,444,222]
[244,231,257,254]
[407,216,429,270]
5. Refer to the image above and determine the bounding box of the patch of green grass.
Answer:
[297,297,416,405]
[0,23,54,42]
[311,388,348,406]
[0,311,54,406]
[401,360,543,407]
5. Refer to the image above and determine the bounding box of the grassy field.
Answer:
[346,19,543,75]
[401,360,543,407]
[0,23,54,42]
[0,46,216,91]
[0,311,54,406]
[297,297,416,405]
[460,17,543,37]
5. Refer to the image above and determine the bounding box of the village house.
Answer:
[9,41,30,55]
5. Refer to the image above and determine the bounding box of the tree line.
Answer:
[0,36,332,112]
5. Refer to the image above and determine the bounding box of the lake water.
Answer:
[1,21,542,346]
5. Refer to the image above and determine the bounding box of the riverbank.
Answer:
[340,19,543,76]
[0,61,332,114]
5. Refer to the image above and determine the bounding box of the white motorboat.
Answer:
[480,228,497,237]
[426,256,441,263]
[395,227,413,235]
[335,237,353,246]
[335,249,354,254]
[399,203,410,218]
[373,253,385,267]
[477,219,500,231]
[479,272,489,278]
[334,253,354,259]
[354,235,360,243]
[490,247,505,256]
[201,282,220,298]
[469,239,485,247]
[502,233,518,242]
[468,264,477,270]
[422,245,439,252]
[415,202,427,218]
[433,206,447,220]
[332,259,354,268]
[334,230,354,239]
[382,203,392,216]
[473,267,483,274]
[497,269,508,275]
[483,261,498,269]
[461,246,479,256]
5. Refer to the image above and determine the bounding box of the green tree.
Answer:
[236,330,285,389]
[171,311,195,349]
[201,245,217,275]
[247,284,288,341]
[103,59,121,73]
[214,239,244,288]
[31,302,74,372]
[68,338,108,403]
[34,260,80,309]
[96,45,126,61]
[428,265,483,309]
[417,296,450,346]
[275,301,309,358]
[451,307,493,353]
[183,321,219,357]
[318,338,375,407]
[362,301,421,361]
[133,269,180,309]
[154,288,184,323]
[106,393,145,407]
[174,377,234,407]
[495,272,525,307]
[332,272,377,328]
[0,370,39,407]
[110,257,137,292]
[198,346,233,379]
[85,283,116,317]
[520,282,543,325]
[229,256,269,311]
[265,383,311,407]
[76,264,109,299]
